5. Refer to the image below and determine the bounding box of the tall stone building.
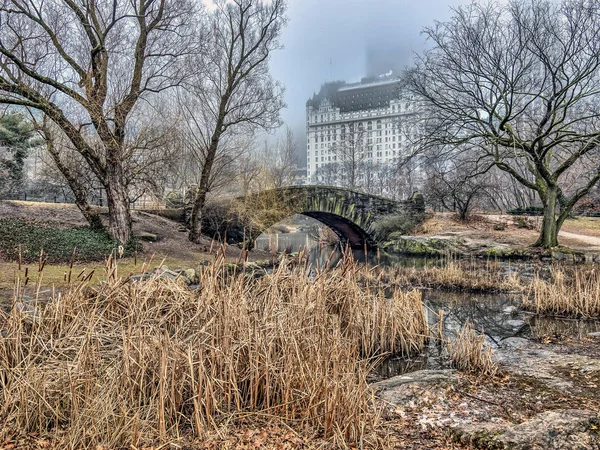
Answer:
[305,74,419,186]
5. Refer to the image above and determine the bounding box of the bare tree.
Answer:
[423,148,494,220]
[267,126,297,189]
[0,0,198,243]
[35,116,104,228]
[330,122,366,190]
[186,0,286,243]
[314,162,341,186]
[408,0,600,248]
[236,145,263,196]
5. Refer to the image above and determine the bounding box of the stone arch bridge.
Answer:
[233,186,425,248]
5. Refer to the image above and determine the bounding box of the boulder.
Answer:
[498,409,599,449]
[383,236,463,256]
[455,410,600,449]
[136,231,158,242]
[372,369,459,405]
[499,337,530,349]
[179,268,197,285]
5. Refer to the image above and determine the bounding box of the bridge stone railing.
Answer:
[239,186,425,247]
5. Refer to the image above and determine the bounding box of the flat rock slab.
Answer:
[454,409,600,450]
[494,341,600,389]
[136,231,158,241]
[372,369,459,405]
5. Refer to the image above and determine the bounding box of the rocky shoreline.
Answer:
[373,334,600,449]
[381,235,600,264]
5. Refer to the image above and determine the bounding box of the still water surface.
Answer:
[257,228,600,380]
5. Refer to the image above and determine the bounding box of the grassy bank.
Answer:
[0,256,427,448]
[0,218,138,263]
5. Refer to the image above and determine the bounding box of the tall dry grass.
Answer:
[0,255,427,448]
[445,321,497,376]
[524,267,600,318]
[381,259,522,293]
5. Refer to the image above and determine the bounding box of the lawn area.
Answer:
[0,255,212,291]
[562,216,600,237]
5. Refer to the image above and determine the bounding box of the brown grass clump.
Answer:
[445,321,497,376]
[0,255,427,448]
[524,266,600,319]
[383,259,522,293]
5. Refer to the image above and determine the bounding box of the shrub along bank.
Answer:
[0,218,139,263]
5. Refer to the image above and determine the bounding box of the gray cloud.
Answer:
[268,0,472,161]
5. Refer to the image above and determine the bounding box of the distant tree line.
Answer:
[0,0,291,244]
[2,0,600,250]
[316,0,600,249]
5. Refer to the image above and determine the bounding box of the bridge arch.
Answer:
[236,186,425,249]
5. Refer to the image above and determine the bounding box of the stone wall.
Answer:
[240,186,425,248]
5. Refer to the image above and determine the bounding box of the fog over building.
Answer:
[305,73,420,184]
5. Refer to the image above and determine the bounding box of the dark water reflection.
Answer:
[258,230,600,380]
[370,290,600,381]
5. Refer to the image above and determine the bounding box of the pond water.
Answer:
[369,290,600,381]
[257,220,600,381]
[256,229,441,268]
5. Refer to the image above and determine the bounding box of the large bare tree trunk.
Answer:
[189,136,220,243]
[105,161,132,244]
[40,128,104,230]
[535,186,559,248]
[189,185,208,243]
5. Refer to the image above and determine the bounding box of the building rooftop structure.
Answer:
[306,75,402,113]
[304,73,423,198]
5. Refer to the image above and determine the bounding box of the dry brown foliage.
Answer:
[0,255,427,449]
[445,321,497,376]
[525,266,600,319]
[382,259,522,293]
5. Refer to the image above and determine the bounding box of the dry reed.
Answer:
[445,321,497,376]
[380,259,522,293]
[524,266,600,318]
[0,254,427,448]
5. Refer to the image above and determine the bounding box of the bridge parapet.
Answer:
[238,186,425,248]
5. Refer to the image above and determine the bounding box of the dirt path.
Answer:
[558,230,600,248]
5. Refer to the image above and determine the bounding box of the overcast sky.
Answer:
[268,0,472,156]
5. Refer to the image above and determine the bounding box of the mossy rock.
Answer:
[382,236,468,256]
